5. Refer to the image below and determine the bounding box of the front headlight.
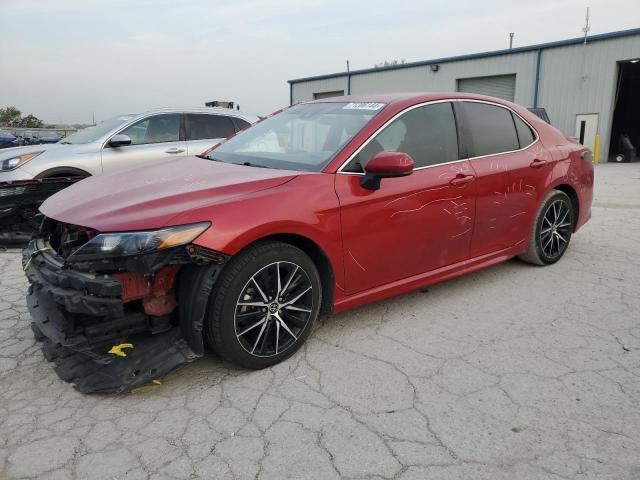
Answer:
[1,151,44,171]
[66,222,211,261]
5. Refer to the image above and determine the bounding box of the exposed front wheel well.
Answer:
[35,167,91,179]
[553,184,579,231]
[237,234,335,316]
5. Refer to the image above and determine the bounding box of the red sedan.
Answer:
[24,93,594,392]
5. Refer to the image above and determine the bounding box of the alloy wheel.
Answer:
[539,199,572,259]
[234,261,313,357]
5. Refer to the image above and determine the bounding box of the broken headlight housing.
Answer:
[66,222,211,261]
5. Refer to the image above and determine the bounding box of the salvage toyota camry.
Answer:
[23,93,594,392]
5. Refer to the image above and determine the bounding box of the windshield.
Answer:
[208,102,385,171]
[61,114,136,144]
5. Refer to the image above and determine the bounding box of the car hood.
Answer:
[0,143,67,159]
[40,156,300,232]
[0,142,100,163]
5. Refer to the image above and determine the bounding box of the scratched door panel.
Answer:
[504,142,554,247]
[335,162,476,295]
[469,151,525,257]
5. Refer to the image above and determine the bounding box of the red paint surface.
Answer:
[41,93,594,314]
[113,265,181,316]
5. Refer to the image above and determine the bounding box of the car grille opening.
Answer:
[44,218,96,259]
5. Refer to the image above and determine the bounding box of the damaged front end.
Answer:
[23,217,227,393]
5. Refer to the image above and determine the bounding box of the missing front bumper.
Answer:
[23,238,226,393]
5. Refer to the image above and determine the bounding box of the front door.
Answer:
[101,113,187,173]
[336,101,475,294]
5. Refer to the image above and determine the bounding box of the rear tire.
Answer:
[204,241,322,369]
[519,190,574,266]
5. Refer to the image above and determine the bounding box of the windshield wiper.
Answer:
[235,161,271,169]
[200,154,224,162]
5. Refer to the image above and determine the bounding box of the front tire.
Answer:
[519,190,574,266]
[204,241,322,369]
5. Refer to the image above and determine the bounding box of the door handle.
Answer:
[165,147,185,154]
[530,158,547,168]
[449,174,475,187]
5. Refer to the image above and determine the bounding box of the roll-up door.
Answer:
[457,74,516,102]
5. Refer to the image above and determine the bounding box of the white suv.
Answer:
[0,108,257,181]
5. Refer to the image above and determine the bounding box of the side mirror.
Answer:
[108,134,132,147]
[361,151,414,190]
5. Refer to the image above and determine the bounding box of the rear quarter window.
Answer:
[512,113,536,148]
[186,114,235,140]
[231,117,251,132]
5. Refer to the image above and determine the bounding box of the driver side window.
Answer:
[119,114,180,145]
[343,102,459,172]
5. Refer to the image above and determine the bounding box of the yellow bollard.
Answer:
[593,134,601,165]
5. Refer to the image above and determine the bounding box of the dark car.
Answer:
[20,131,35,145]
[23,93,594,393]
[0,130,17,149]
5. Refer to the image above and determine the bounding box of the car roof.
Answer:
[307,92,518,108]
[135,107,258,122]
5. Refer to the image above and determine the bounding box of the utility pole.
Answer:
[509,32,514,49]
[582,7,590,44]
[346,60,350,72]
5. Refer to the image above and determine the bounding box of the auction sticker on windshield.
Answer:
[342,102,385,110]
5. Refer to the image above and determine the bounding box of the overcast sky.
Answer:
[1,0,639,124]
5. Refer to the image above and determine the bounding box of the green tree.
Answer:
[19,115,44,128]
[374,58,406,68]
[0,106,22,126]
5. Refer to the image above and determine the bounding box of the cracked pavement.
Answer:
[1,162,639,480]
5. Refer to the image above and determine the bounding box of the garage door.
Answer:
[457,74,516,102]
[313,90,344,100]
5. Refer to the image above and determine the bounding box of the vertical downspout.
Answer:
[347,74,352,95]
[533,48,542,108]
[289,82,293,106]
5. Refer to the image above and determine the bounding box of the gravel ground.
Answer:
[0,162,639,480]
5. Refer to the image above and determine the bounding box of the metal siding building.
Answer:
[288,28,640,162]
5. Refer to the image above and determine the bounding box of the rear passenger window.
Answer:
[120,114,181,145]
[345,102,459,172]
[186,114,235,140]
[462,102,519,156]
[512,113,536,148]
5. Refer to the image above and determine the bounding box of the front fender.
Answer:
[187,173,345,297]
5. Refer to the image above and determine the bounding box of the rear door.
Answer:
[458,101,549,257]
[101,113,187,172]
[336,101,476,294]
[185,114,237,156]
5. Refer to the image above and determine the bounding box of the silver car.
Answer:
[0,108,257,181]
